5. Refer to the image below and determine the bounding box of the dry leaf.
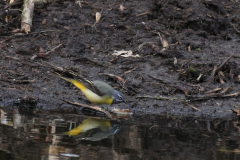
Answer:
[42,19,47,25]
[39,46,44,53]
[158,33,168,48]
[173,57,177,65]
[96,12,101,23]
[120,4,125,11]
[112,50,140,57]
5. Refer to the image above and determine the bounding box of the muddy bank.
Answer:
[1,0,240,118]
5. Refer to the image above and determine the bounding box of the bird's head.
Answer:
[112,90,125,104]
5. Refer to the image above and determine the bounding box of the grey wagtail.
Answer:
[60,76,124,105]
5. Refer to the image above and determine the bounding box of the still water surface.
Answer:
[0,109,240,160]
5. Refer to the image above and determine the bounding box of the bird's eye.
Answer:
[117,94,123,101]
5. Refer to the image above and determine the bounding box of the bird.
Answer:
[64,118,121,141]
[65,118,111,136]
[59,76,124,105]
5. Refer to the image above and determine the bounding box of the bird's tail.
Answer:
[60,76,86,92]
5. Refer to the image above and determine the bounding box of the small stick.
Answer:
[208,65,217,83]
[136,95,180,101]
[221,86,231,94]
[98,73,125,84]
[205,88,221,94]
[136,11,151,17]
[222,92,239,97]
[196,73,203,81]
[148,75,168,84]
[136,95,201,111]
[0,38,11,44]
[216,54,234,72]
[4,55,20,61]
[184,102,201,112]
[36,61,64,72]
[31,43,63,60]
[218,71,225,84]
[60,99,113,119]
[230,22,240,34]
[0,79,35,84]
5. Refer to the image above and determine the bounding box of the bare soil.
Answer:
[1,0,240,118]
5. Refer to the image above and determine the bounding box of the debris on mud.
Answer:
[1,0,240,118]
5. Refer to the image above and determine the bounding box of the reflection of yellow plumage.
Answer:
[65,118,111,136]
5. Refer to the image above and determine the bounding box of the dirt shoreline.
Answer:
[1,0,240,118]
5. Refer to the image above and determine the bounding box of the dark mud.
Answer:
[1,0,240,118]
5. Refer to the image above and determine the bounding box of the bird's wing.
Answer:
[81,79,107,97]
[92,81,114,97]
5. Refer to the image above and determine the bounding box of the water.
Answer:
[0,109,239,160]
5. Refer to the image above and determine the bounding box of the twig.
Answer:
[4,55,20,61]
[148,75,168,84]
[73,56,107,67]
[0,38,11,44]
[196,73,203,81]
[208,65,217,83]
[188,86,235,101]
[218,71,225,84]
[183,102,201,112]
[230,22,240,34]
[174,85,192,95]
[36,61,87,81]
[188,93,222,101]
[124,66,138,74]
[36,61,64,72]
[136,95,201,111]
[222,92,239,97]
[98,73,125,84]
[153,32,169,48]
[221,86,231,94]
[144,82,164,86]
[137,42,157,50]
[136,11,151,17]
[60,99,113,119]
[31,43,63,60]
[216,54,234,72]
[136,95,180,101]
[205,88,221,94]
[0,79,35,84]
[208,55,234,84]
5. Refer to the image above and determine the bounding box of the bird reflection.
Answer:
[64,118,121,141]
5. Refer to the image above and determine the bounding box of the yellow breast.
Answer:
[84,89,113,104]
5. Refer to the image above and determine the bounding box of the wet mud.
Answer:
[1,0,240,118]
